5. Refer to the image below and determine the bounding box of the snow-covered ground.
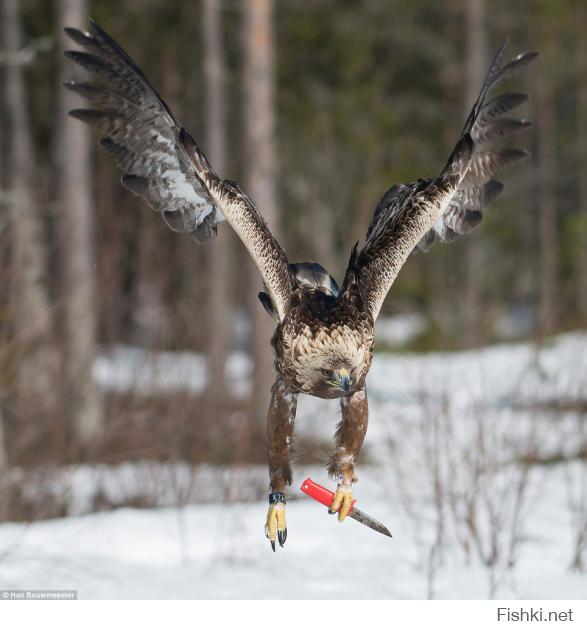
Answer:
[1,333,586,599]
[0,465,584,599]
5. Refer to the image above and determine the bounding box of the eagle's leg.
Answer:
[265,377,297,551]
[327,387,368,522]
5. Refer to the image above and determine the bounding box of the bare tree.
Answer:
[55,0,103,450]
[0,404,7,513]
[0,23,6,491]
[536,38,557,337]
[1,0,57,418]
[462,0,487,347]
[203,0,231,407]
[565,454,587,572]
[389,373,536,598]
[242,0,279,444]
[576,4,587,319]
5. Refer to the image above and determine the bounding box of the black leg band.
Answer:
[269,492,286,504]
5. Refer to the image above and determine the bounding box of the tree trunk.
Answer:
[243,0,279,451]
[462,0,487,347]
[203,0,231,407]
[0,8,6,489]
[0,403,6,520]
[55,0,103,451]
[2,0,57,418]
[0,403,6,473]
[576,5,587,320]
[536,41,557,337]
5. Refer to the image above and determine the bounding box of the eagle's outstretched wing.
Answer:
[63,20,292,321]
[356,43,537,320]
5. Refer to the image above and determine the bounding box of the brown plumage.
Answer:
[63,22,537,549]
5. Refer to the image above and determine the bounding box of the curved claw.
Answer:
[278,528,287,547]
[329,482,353,522]
[265,503,287,551]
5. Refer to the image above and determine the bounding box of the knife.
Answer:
[300,477,392,538]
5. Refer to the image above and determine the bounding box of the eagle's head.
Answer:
[290,326,372,399]
[314,362,355,397]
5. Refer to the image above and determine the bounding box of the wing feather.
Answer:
[479,92,528,125]
[356,43,537,320]
[64,20,292,320]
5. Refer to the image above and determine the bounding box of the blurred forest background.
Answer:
[0,0,585,521]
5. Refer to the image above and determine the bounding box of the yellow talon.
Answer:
[339,492,352,522]
[265,506,277,541]
[330,490,343,514]
[265,503,287,550]
[329,483,353,522]
[276,506,286,532]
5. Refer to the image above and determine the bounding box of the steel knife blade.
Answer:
[348,506,392,537]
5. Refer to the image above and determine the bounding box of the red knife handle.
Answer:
[300,477,356,512]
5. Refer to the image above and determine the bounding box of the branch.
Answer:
[0,35,53,66]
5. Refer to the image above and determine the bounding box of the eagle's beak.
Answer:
[335,368,351,394]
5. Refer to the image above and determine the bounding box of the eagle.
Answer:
[64,21,537,551]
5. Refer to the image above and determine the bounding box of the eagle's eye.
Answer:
[319,368,332,378]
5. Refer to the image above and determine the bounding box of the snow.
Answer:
[93,346,251,397]
[1,333,587,599]
[0,466,584,599]
[375,313,426,347]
